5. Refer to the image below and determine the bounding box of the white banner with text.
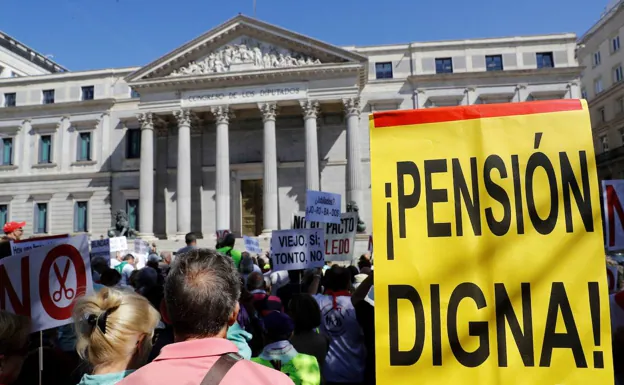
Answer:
[270,228,325,271]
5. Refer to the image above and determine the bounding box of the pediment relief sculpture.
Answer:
[169,36,323,77]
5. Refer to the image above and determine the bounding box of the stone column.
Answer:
[137,112,155,237]
[19,119,31,174]
[259,102,279,233]
[344,97,364,211]
[211,106,232,232]
[300,100,320,191]
[99,112,110,171]
[174,109,192,236]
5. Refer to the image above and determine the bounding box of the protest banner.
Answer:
[133,239,150,269]
[109,236,128,253]
[603,180,624,250]
[270,228,325,271]
[11,234,70,256]
[305,190,341,224]
[243,236,262,254]
[369,100,612,384]
[292,212,357,261]
[90,238,111,258]
[0,234,93,332]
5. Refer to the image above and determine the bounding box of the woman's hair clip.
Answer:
[85,311,109,335]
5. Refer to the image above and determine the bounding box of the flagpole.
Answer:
[253,0,256,17]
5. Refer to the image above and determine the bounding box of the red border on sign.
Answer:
[39,244,87,321]
[371,100,583,128]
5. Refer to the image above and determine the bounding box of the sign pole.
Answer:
[39,331,43,385]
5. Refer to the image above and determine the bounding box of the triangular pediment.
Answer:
[169,36,324,77]
[126,15,367,83]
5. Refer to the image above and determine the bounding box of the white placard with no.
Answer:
[0,235,93,332]
[305,190,341,224]
[270,228,325,271]
[292,212,357,261]
[243,236,262,254]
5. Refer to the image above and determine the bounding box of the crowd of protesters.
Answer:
[0,222,376,385]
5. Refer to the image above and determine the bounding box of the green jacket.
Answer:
[252,353,321,385]
[218,246,242,269]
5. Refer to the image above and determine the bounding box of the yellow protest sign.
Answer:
[369,100,612,384]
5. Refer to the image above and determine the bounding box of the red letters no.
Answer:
[607,184,624,247]
[0,257,31,317]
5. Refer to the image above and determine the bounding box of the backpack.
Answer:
[114,261,128,274]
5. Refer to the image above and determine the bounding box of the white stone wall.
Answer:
[1,176,111,236]
[579,4,624,158]
[0,30,582,239]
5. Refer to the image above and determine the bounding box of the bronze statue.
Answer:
[107,210,138,238]
[347,201,366,233]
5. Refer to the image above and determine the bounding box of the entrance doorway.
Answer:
[241,179,264,236]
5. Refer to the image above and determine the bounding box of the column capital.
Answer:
[137,112,154,129]
[173,109,193,126]
[343,97,361,118]
[259,102,278,122]
[300,100,320,120]
[211,105,233,124]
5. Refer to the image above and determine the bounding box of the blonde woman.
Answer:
[73,287,160,385]
[0,311,31,385]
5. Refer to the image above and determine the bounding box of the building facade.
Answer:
[579,0,624,181]
[0,16,581,240]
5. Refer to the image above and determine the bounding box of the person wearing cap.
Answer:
[0,221,25,259]
[252,311,320,385]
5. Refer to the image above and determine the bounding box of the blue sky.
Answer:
[0,0,612,71]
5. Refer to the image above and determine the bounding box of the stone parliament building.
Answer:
[0,15,581,242]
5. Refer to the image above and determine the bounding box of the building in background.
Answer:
[0,15,581,242]
[0,31,67,78]
[579,0,624,180]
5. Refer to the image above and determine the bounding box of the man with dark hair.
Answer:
[119,249,293,385]
[252,311,321,384]
[116,253,136,286]
[308,266,366,384]
[217,233,243,268]
[247,272,283,316]
[176,232,197,254]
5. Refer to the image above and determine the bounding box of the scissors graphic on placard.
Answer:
[52,260,74,302]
